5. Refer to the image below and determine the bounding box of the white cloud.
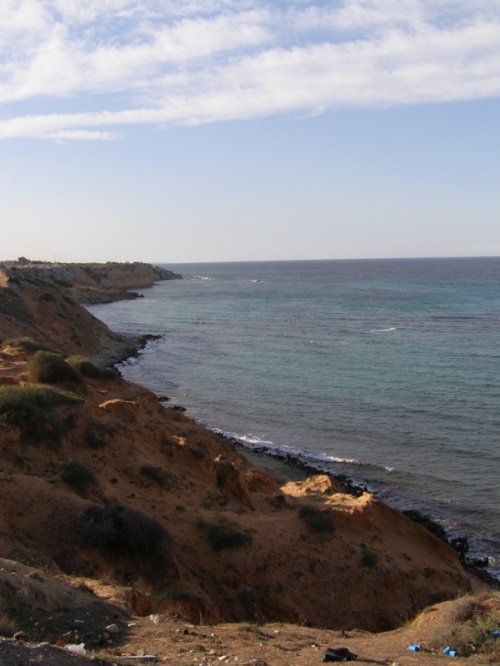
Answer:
[45,129,119,141]
[0,0,499,140]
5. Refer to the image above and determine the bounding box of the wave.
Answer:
[210,427,362,468]
[205,424,499,578]
[370,327,397,333]
[118,335,162,367]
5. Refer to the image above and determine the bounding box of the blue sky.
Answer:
[1,0,499,263]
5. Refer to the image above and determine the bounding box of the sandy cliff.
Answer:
[0,263,473,636]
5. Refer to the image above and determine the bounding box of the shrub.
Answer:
[0,613,17,637]
[84,419,115,448]
[66,356,119,380]
[140,465,171,488]
[199,517,252,552]
[59,458,98,495]
[299,504,335,537]
[443,595,484,624]
[40,292,56,303]
[0,386,82,427]
[427,595,499,657]
[81,502,173,566]
[1,337,49,354]
[361,549,378,568]
[27,351,82,384]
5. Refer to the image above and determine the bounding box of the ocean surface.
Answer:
[87,257,500,578]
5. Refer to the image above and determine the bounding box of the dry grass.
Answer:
[427,594,500,657]
[0,612,18,637]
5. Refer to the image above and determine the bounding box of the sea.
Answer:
[86,257,500,579]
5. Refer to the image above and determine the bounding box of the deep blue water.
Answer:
[87,257,500,577]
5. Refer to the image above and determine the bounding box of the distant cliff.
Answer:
[0,260,182,305]
[0,261,181,356]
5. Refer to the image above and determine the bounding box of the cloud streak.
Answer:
[1,0,499,139]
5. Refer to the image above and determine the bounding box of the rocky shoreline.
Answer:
[95,311,498,589]
[75,262,497,590]
[0,259,495,642]
[1,260,499,663]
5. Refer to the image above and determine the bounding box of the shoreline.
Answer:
[102,330,499,587]
[3,259,497,637]
[90,332,163,369]
[229,433,498,586]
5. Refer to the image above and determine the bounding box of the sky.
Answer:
[1,0,499,264]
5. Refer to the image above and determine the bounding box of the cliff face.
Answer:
[0,271,121,357]
[0,264,472,632]
[0,261,182,304]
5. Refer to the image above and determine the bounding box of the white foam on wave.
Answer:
[121,356,137,366]
[211,428,361,468]
[370,327,397,333]
[118,336,162,367]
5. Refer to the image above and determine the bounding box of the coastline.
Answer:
[2,259,500,662]
[108,258,500,586]
[90,332,163,369]
[0,259,491,634]
[103,324,499,587]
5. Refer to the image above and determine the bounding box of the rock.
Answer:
[104,623,121,634]
[320,647,358,662]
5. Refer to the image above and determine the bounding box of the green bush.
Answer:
[299,504,335,537]
[1,337,49,354]
[59,458,98,495]
[28,351,83,384]
[81,502,173,566]
[199,517,252,552]
[0,386,82,426]
[66,356,119,380]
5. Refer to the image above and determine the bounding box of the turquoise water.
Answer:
[87,257,500,576]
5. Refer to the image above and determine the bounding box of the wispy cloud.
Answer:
[1,0,499,140]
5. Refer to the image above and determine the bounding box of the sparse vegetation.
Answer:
[84,418,115,448]
[198,517,252,552]
[140,465,171,488]
[427,594,500,657]
[0,613,17,637]
[81,502,174,581]
[1,337,49,354]
[59,457,98,495]
[299,504,335,537]
[27,350,83,384]
[0,385,82,427]
[39,292,56,303]
[361,549,378,568]
[66,355,119,380]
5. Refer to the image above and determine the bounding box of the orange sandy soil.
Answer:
[0,262,498,665]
